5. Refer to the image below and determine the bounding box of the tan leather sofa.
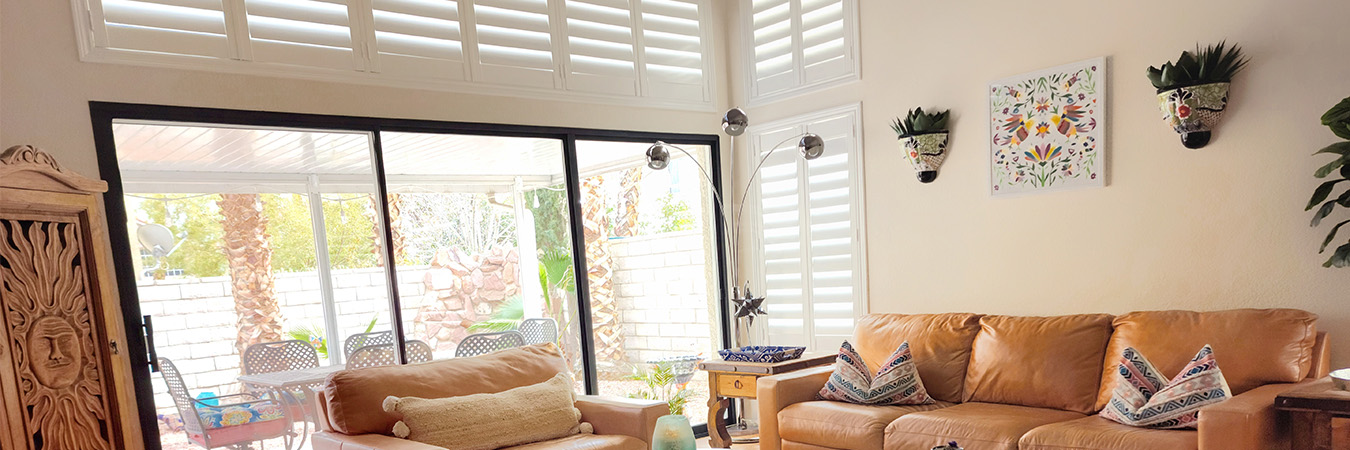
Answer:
[759,309,1330,450]
[311,344,667,450]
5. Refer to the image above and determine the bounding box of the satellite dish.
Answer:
[137,223,178,258]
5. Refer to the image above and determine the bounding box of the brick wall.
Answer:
[610,230,720,365]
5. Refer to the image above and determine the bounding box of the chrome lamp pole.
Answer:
[645,108,823,442]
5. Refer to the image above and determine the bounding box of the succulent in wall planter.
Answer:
[1147,41,1249,149]
[1306,96,1350,267]
[891,107,951,183]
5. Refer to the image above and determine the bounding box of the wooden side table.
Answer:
[1274,377,1350,450]
[699,353,836,448]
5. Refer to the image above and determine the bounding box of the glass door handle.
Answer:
[143,315,160,372]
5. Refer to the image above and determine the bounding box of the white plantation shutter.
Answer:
[469,0,558,88]
[751,105,865,351]
[79,0,714,107]
[745,0,857,102]
[371,0,466,80]
[638,0,709,102]
[243,0,358,70]
[96,0,232,58]
[563,0,638,95]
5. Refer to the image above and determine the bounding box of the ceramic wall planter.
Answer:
[900,132,949,183]
[1158,82,1230,149]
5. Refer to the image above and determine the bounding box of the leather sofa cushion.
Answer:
[1094,309,1317,410]
[323,344,566,436]
[778,400,951,450]
[883,402,1086,450]
[853,313,982,402]
[963,314,1114,414]
[504,433,645,450]
[1019,415,1197,450]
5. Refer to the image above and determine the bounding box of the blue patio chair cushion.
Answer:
[198,401,286,429]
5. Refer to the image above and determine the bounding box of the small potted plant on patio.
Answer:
[626,362,696,450]
[1305,96,1350,267]
[891,107,951,183]
[1147,41,1249,149]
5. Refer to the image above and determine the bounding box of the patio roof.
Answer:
[113,121,670,194]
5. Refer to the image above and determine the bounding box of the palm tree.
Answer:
[614,167,642,237]
[218,194,284,357]
[582,176,624,362]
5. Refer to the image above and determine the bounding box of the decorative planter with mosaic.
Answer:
[900,132,950,183]
[1158,81,1230,149]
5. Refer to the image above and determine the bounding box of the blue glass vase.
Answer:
[651,415,695,450]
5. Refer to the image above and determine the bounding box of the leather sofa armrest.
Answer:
[1198,382,1306,450]
[757,365,834,450]
[311,431,447,450]
[575,395,666,445]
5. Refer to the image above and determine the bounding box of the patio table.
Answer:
[238,364,346,450]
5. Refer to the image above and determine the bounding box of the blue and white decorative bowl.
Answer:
[717,346,806,363]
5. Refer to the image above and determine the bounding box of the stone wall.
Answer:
[610,230,719,365]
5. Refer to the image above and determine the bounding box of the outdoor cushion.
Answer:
[382,372,591,450]
[1099,345,1231,429]
[198,401,286,429]
[819,340,932,405]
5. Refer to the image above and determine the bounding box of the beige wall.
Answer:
[5,0,1349,371]
[728,0,1350,367]
[0,0,734,177]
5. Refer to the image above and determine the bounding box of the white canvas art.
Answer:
[989,57,1107,196]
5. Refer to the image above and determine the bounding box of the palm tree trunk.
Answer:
[370,193,405,265]
[614,168,642,237]
[582,176,624,362]
[218,193,284,358]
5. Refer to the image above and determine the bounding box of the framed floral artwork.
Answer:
[989,57,1106,196]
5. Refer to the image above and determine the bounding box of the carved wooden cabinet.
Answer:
[0,146,143,450]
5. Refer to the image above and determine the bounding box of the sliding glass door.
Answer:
[92,103,726,449]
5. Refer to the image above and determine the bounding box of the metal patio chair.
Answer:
[518,318,559,345]
[241,340,321,422]
[342,330,393,359]
[159,357,294,450]
[455,330,526,358]
[346,340,435,369]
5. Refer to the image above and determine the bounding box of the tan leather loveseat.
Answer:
[311,344,667,450]
[758,309,1330,450]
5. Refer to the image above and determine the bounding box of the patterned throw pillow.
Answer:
[818,340,933,405]
[1100,345,1231,429]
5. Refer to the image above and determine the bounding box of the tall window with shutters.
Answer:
[748,104,866,351]
[744,0,858,104]
[76,0,714,107]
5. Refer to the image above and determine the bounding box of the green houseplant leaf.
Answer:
[1324,243,1350,268]
[1320,220,1350,253]
[1322,97,1350,140]
[1306,179,1347,210]
[1314,154,1350,178]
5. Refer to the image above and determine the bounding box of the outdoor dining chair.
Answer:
[241,340,321,420]
[346,340,435,369]
[158,357,294,450]
[342,330,393,358]
[455,330,526,358]
[518,318,559,345]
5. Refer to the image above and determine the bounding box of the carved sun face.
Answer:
[28,316,82,389]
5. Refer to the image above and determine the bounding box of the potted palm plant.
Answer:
[1147,41,1249,149]
[891,107,951,183]
[1306,97,1350,267]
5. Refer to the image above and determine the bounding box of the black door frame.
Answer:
[89,102,731,448]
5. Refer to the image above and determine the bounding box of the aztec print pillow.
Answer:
[818,340,933,405]
[1100,344,1232,429]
